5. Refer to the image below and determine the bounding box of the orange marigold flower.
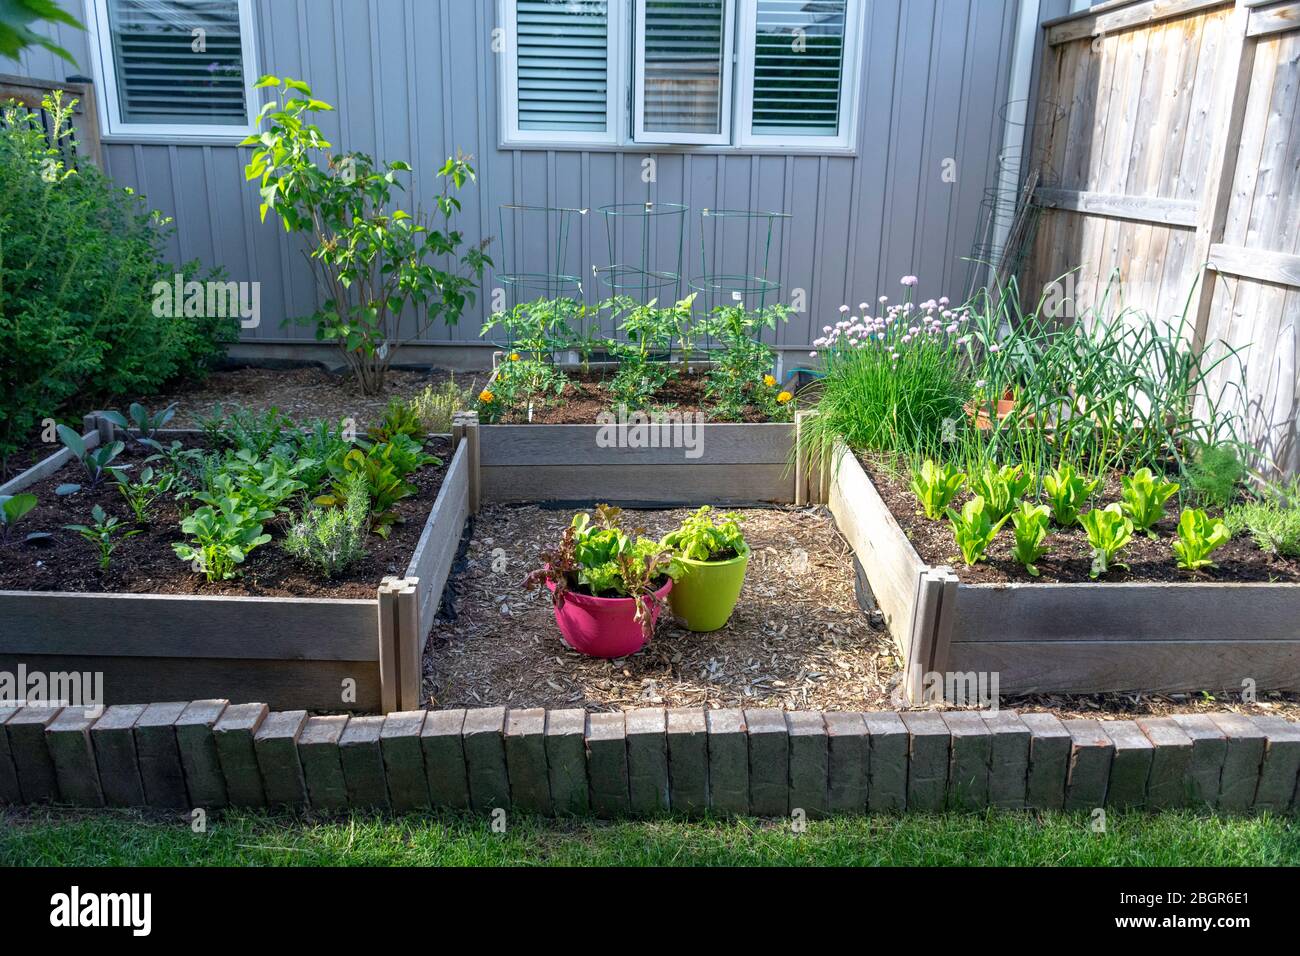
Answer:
[777,391,793,404]
[479,390,495,404]
[509,352,521,361]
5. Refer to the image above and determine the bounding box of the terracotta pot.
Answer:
[965,395,1017,432]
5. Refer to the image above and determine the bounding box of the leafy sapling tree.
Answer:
[244,77,491,394]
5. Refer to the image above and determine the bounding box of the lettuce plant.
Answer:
[1010,501,1052,576]
[910,459,965,520]
[173,497,273,582]
[1120,468,1179,538]
[969,463,1032,522]
[1080,504,1134,579]
[1043,464,1102,527]
[660,506,747,562]
[525,505,681,638]
[947,495,1008,566]
[1172,508,1232,571]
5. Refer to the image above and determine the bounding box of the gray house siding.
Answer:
[6,0,1031,356]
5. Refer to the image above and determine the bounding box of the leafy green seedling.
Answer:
[1080,504,1134,579]
[64,505,139,571]
[910,459,966,521]
[1121,467,1179,538]
[56,424,128,493]
[0,493,50,544]
[947,495,1009,566]
[1172,508,1232,571]
[660,506,747,562]
[1010,501,1052,577]
[1043,464,1102,527]
[969,463,1033,522]
[116,466,175,525]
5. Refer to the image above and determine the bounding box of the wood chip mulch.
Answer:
[424,505,899,712]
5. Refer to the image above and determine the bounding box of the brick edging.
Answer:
[2,703,1297,816]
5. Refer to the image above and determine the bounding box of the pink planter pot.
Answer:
[547,577,673,659]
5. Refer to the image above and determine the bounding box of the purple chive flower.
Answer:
[901,275,919,287]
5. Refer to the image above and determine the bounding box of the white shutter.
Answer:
[738,0,861,148]
[515,0,611,133]
[104,0,250,127]
[634,0,733,145]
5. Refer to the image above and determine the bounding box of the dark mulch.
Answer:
[138,365,478,430]
[491,368,785,424]
[859,453,1300,585]
[0,438,450,599]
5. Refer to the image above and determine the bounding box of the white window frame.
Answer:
[499,0,627,147]
[633,0,735,146]
[83,0,260,142]
[498,0,865,153]
[734,0,864,150]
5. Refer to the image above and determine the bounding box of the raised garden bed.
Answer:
[0,416,472,713]
[826,446,1300,702]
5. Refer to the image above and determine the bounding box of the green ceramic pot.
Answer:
[668,544,750,632]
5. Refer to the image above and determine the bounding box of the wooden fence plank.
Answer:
[1033,187,1200,226]
[1207,243,1300,287]
[478,423,795,467]
[405,440,471,638]
[482,462,793,505]
[1046,0,1230,45]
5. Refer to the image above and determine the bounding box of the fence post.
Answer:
[463,410,481,514]
[395,577,422,711]
[377,578,401,714]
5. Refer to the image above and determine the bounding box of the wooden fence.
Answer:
[1022,0,1300,476]
[0,73,100,168]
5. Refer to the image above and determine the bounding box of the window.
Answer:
[86,0,259,139]
[500,0,861,150]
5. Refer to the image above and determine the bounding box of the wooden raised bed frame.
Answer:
[0,414,472,714]
[824,443,1300,702]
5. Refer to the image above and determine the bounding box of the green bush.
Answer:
[0,93,235,463]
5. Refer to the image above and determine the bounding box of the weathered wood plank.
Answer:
[1207,243,1300,288]
[826,446,926,650]
[949,582,1300,644]
[0,592,378,661]
[0,654,380,713]
[478,423,794,467]
[947,640,1300,695]
[0,431,99,496]
[1033,187,1200,226]
[1247,1,1300,37]
[405,441,471,638]
[482,462,793,505]
[1047,0,1229,45]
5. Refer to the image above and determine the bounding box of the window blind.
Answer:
[516,0,610,132]
[105,0,248,126]
[751,0,847,136]
[641,0,726,135]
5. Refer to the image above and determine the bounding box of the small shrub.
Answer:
[285,471,370,577]
[1010,501,1052,577]
[1172,508,1232,571]
[1225,501,1300,559]
[1080,504,1134,579]
[1184,442,1244,508]
[409,378,469,434]
[910,459,965,520]
[0,93,234,462]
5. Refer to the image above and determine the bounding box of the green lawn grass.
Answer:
[2,807,1296,866]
